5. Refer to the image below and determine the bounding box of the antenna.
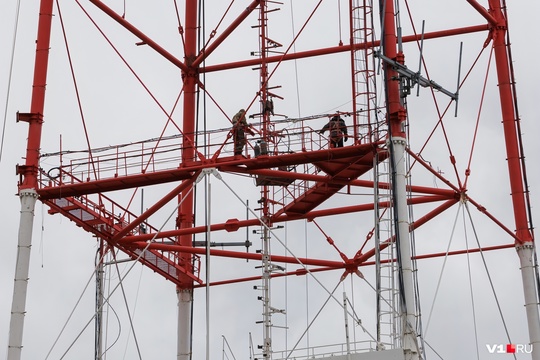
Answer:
[416,20,426,97]
[454,42,464,117]
[139,188,146,234]
[246,199,250,260]
[375,51,458,101]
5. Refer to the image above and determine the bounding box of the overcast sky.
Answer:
[1,1,540,359]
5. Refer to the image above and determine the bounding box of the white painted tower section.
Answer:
[517,244,540,360]
[390,137,420,360]
[7,188,39,360]
[177,289,193,360]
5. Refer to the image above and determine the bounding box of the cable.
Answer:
[219,173,351,313]
[120,260,143,359]
[111,250,143,360]
[358,278,397,343]
[349,276,357,350]
[0,0,22,163]
[304,219,310,354]
[337,0,343,45]
[101,296,123,358]
[285,280,342,358]
[56,0,98,179]
[45,248,108,360]
[463,48,494,190]
[462,208,480,360]
[424,203,462,338]
[47,184,196,359]
[284,221,289,354]
[423,339,445,360]
[213,169,374,358]
[289,1,302,118]
[464,202,517,360]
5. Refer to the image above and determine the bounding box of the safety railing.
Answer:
[259,340,378,360]
[38,120,386,192]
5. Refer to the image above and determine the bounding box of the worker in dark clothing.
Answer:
[232,109,254,155]
[264,98,274,116]
[319,115,348,148]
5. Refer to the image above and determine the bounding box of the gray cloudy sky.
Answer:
[1,1,539,359]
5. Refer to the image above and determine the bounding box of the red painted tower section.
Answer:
[488,0,532,245]
[381,0,406,140]
[487,0,539,355]
[17,0,54,190]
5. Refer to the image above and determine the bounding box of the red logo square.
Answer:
[506,344,516,353]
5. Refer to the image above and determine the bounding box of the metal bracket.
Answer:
[375,50,458,101]
[195,168,222,184]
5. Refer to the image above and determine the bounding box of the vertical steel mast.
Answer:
[486,0,540,357]
[7,1,54,359]
[258,1,273,357]
[380,0,420,358]
[95,240,105,360]
[177,1,199,359]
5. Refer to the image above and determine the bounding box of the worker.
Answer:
[232,109,254,155]
[264,98,274,116]
[319,115,348,148]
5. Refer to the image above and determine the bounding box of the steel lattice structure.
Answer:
[8,1,538,359]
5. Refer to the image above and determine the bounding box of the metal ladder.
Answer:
[351,0,379,143]
[374,151,400,350]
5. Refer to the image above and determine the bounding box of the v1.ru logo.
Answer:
[486,344,533,354]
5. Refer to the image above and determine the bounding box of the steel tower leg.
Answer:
[517,245,540,358]
[177,0,198,358]
[488,1,540,357]
[95,241,105,360]
[381,0,420,357]
[390,137,419,360]
[7,189,38,360]
[177,289,193,359]
[8,0,54,359]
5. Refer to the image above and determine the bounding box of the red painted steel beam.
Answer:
[177,0,199,289]
[134,242,345,268]
[43,198,110,239]
[361,243,516,267]
[413,243,515,260]
[37,143,381,199]
[224,166,457,197]
[111,171,201,241]
[357,198,459,264]
[195,266,336,288]
[192,0,260,68]
[195,243,515,288]
[119,218,261,244]
[410,198,461,232]
[89,0,188,73]
[466,0,498,26]
[382,0,405,137]
[467,195,521,242]
[200,243,515,288]
[286,194,450,219]
[489,1,533,244]
[17,0,54,190]
[202,24,489,73]
[407,149,462,193]
[119,194,452,244]
[37,168,196,199]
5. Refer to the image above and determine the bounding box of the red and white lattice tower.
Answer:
[7,1,538,359]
